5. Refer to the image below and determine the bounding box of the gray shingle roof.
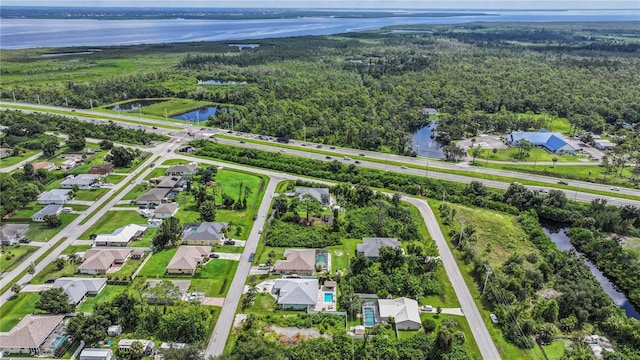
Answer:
[53,277,107,304]
[166,164,197,175]
[182,222,229,242]
[0,224,29,242]
[273,278,318,306]
[357,238,401,258]
[136,188,171,203]
[60,174,100,187]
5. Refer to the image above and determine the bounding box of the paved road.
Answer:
[204,177,282,357]
[405,197,501,360]
[0,139,178,306]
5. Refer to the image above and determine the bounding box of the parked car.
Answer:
[359,153,365,156]
[209,253,220,258]
[326,156,332,159]
[258,229,263,234]
[240,141,245,144]
[280,149,286,152]
[316,145,323,148]
[330,146,336,149]
[253,214,258,220]
[19,238,31,244]
[224,240,236,246]
[490,314,499,324]
[610,187,620,191]
[420,305,433,312]
[138,205,147,209]
[44,278,57,284]
[355,160,361,164]
[401,166,407,169]
[258,264,271,270]
[152,126,158,129]
[149,205,157,209]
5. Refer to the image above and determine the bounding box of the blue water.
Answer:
[50,335,67,349]
[324,292,334,303]
[172,107,217,123]
[363,307,376,326]
[316,254,327,266]
[413,122,445,159]
[2,10,639,49]
[542,224,640,320]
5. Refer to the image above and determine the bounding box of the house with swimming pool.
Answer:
[362,297,421,330]
[272,249,331,275]
[272,277,319,310]
[0,314,65,356]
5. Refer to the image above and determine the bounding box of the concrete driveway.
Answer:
[211,253,241,261]
[21,284,52,292]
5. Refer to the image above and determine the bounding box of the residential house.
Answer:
[118,339,155,356]
[78,248,132,275]
[181,222,229,246]
[0,224,30,245]
[94,224,147,247]
[0,148,12,159]
[63,159,78,170]
[38,189,71,205]
[506,131,576,155]
[166,163,197,176]
[147,218,162,228]
[584,335,615,358]
[135,188,171,205]
[31,205,63,222]
[166,246,209,275]
[53,277,107,305]
[89,164,115,175]
[272,278,319,310]
[79,348,113,360]
[144,280,190,304]
[32,161,55,171]
[60,174,100,189]
[295,187,331,206]
[272,249,317,275]
[107,325,122,337]
[154,203,179,219]
[153,176,181,189]
[0,314,65,355]
[420,108,438,116]
[357,238,402,261]
[378,297,422,330]
[594,139,615,150]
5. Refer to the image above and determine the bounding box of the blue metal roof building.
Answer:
[506,131,576,154]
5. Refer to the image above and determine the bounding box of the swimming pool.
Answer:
[363,307,376,326]
[316,254,327,266]
[50,335,68,349]
[324,292,334,303]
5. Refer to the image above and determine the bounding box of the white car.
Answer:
[280,149,286,152]
[610,187,620,191]
[258,229,263,234]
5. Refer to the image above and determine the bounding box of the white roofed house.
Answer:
[38,189,71,205]
[79,348,113,360]
[53,277,107,305]
[378,297,421,330]
[154,203,179,219]
[166,163,197,176]
[31,204,63,222]
[60,174,100,189]
[118,339,155,356]
[272,278,319,310]
[94,224,147,247]
[0,314,65,356]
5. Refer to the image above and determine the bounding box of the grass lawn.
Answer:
[31,260,79,284]
[420,267,460,308]
[0,245,38,272]
[242,293,280,316]
[621,236,640,256]
[187,259,238,296]
[44,177,65,191]
[24,213,78,241]
[77,285,128,313]
[135,228,156,248]
[0,150,40,168]
[162,159,192,166]
[212,244,244,254]
[472,147,587,163]
[256,247,286,265]
[61,244,92,255]
[137,248,177,278]
[79,210,146,239]
[0,293,42,332]
[140,98,214,118]
[144,167,168,180]
[190,278,229,297]
[544,340,568,360]
[67,204,90,211]
[428,199,544,360]
[74,188,110,201]
[107,257,145,280]
[122,184,152,201]
[105,174,126,184]
[326,239,361,273]
[214,169,265,210]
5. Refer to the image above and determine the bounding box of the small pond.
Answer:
[111,99,162,112]
[542,222,640,319]
[197,79,247,85]
[228,43,260,50]
[412,122,445,159]
[171,106,217,123]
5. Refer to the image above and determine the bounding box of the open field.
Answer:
[135,98,214,118]
[73,188,110,201]
[23,213,78,241]
[77,285,128,313]
[472,147,587,163]
[0,245,38,273]
[137,248,177,278]
[0,150,40,168]
[79,210,147,239]
[31,260,79,284]
[0,292,42,332]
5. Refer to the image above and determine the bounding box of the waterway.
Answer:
[542,223,640,319]
[171,106,217,123]
[412,122,445,159]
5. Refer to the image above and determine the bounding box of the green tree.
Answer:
[110,292,142,329]
[152,216,182,249]
[99,139,113,150]
[300,193,322,223]
[442,144,466,162]
[27,263,36,274]
[160,346,205,360]
[66,313,110,346]
[67,133,86,151]
[105,146,135,167]
[44,214,62,228]
[422,318,437,333]
[378,246,405,275]
[42,138,59,157]
[197,166,217,185]
[273,196,288,218]
[23,163,34,180]
[35,288,74,314]
[54,257,66,270]
[515,139,533,160]
[157,303,210,343]
[130,340,145,359]
[10,283,22,294]
[199,200,216,222]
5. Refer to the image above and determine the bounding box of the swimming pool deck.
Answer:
[362,301,381,327]
[313,285,336,312]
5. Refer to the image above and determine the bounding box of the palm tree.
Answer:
[552,157,558,168]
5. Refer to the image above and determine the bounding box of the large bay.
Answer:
[1,9,639,49]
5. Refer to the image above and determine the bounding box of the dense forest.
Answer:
[1,23,639,155]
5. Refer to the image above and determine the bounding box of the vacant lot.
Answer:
[137,248,177,278]
[77,285,128,313]
[24,213,78,241]
[0,293,42,332]
[0,245,38,272]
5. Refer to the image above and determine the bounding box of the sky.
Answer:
[2,0,639,9]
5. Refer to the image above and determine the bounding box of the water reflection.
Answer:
[412,122,445,159]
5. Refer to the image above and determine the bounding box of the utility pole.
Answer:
[12,91,16,102]
[459,219,465,244]
[164,108,168,120]
[482,265,493,294]
[442,190,446,203]
[303,125,306,142]
[89,99,93,110]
